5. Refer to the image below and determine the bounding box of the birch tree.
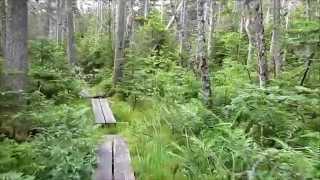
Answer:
[112,0,127,86]
[270,0,282,77]
[245,0,268,88]
[196,0,213,105]
[207,0,216,58]
[2,0,28,93]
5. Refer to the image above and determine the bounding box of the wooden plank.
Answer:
[95,136,114,180]
[91,99,106,124]
[113,136,135,180]
[99,99,116,124]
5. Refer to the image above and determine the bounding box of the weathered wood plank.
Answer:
[99,99,116,124]
[113,136,135,180]
[95,136,114,180]
[91,99,106,124]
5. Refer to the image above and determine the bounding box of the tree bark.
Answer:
[42,0,51,38]
[245,18,255,66]
[207,0,216,58]
[56,0,65,44]
[112,0,127,86]
[245,0,268,88]
[196,0,213,106]
[0,0,5,55]
[2,0,28,92]
[270,0,282,77]
[66,0,76,65]
[179,0,188,66]
[125,0,134,48]
[144,0,150,18]
[306,0,311,20]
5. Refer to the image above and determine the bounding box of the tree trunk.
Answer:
[112,0,127,86]
[179,0,188,66]
[207,0,216,58]
[255,1,268,87]
[306,0,311,20]
[144,0,150,18]
[42,0,51,38]
[2,0,28,92]
[66,0,76,65]
[47,0,56,39]
[125,0,134,48]
[245,0,268,88]
[97,0,104,34]
[245,18,255,66]
[0,0,5,55]
[56,0,65,44]
[270,0,282,77]
[196,0,212,106]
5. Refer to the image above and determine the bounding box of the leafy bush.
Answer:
[0,97,99,180]
[77,33,113,83]
[29,40,82,103]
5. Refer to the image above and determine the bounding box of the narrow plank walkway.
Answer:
[91,98,116,124]
[95,135,135,180]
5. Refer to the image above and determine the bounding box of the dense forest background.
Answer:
[0,0,319,179]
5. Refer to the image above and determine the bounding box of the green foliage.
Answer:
[77,33,113,83]
[2,3,320,180]
[29,40,83,102]
[212,31,248,66]
[0,96,99,180]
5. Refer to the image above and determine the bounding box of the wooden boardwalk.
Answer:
[91,98,116,124]
[95,135,135,180]
[90,97,135,180]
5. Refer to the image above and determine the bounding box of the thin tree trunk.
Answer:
[48,0,56,39]
[2,0,28,92]
[245,18,255,66]
[107,0,112,40]
[144,0,150,18]
[56,0,65,44]
[66,0,76,65]
[42,0,51,38]
[0,0,5,55]
[255,1,268,87]
[207,0,216,58]
[179,0,188,65]
[300,56,313,86]
[125,0,134,48]
[306,0,311,20]
[111,1,119,50]
[112,0,127,86]
[245,0,268,88]
[166,1,183,30]
[196,0,213,106]
[270,0,282,77]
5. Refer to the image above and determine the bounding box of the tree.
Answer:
[56,0,65,44]
[179,0,189,66]
[207,0,216,58]
[0,0,5,55]
[270,0,282,77]
[245,0,268,88]
[66,0,77,65]
[125,0,134,48]
[42,0,51,38]
[2,0,28,93]
[112,0,127,86]
[196,0,213,105]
